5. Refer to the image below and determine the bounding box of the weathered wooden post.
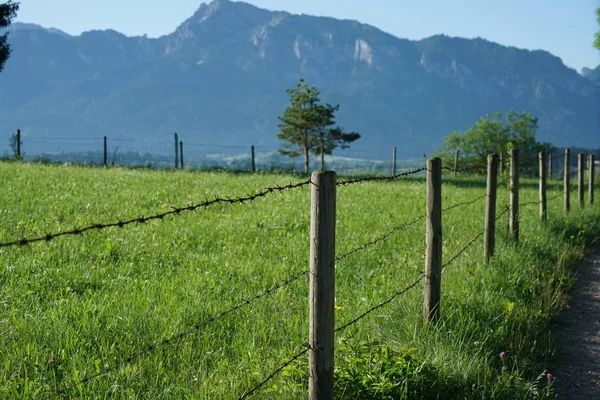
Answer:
[578,154,584,207]
[309,170,336,400]
[454,150,459,177]
[589,154,595,205]
[484,154,499,264]
[539,152,547,222]
[424,157,442,322]
[180,141,184,169]
[509,148,519,242]
[564,148,570,215]
[392,146,397,176]
[499,152,504,175]
[103,136,107,166]
[174,132,179,169]
[251,145,256,173]
[16,129,21,159]
[548,152,552,180]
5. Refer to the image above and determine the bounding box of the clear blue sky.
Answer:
[15,0,600,71]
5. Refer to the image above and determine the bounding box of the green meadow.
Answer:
[0,161,598,399]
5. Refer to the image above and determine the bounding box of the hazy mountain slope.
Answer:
[0,0,598,156]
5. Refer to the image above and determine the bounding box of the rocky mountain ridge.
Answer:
[0,0,598,157]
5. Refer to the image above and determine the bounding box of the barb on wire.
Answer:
[57,269,308,396]
[0,179,312,248]
[444,206,509,272]
[337,167,426,186]
[519,200,542,208]
[548,193,562,202]
[336,196,494,331]
[336,215,425,261]
[496,206,509,220]
[335,272,425,333]
[442,164,488,174]
[335,193,486,262]
[519,192,562,208]
[239,346,310,399]
[442,193,487,212]
[442,229,485,271]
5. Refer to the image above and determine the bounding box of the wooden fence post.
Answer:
[499,152,504,175]
[589,154,595,205]
[180,141,184,169]
[484,154,499,264]
[564,148,570,215]
[174,132,179,169]
[454,150,459,177]
[424,157,442,322]
[309,170,336,400]
[548,152,552,180]
[16,129,21,159]
[578,154,584,207]
[392,146,397,176]
[539,152,547,222]
[103,136,107,166]
[251,145,256,173]
[509,148,519,242]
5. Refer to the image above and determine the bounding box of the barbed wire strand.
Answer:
[337,167,426,186]
[335,191,486,262]
[240,195,490,398]
[336,206,509,334]
[238,346,310,399]
[441,228,486,271]
[518,192,563,209]
[335,272,425,333]
[336,215,424,261]
[442,192,487,212]
[55,269,308,397]
[442,164,488,174]
[0,179,312,248]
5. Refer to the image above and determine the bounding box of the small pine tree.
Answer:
[277,78,360,173]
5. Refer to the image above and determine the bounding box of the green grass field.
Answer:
[0,161,598,399]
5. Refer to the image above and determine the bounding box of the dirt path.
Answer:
[553,245,600,399]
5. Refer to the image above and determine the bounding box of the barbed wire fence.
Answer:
[0,148,595,399]
[1,132,432,175]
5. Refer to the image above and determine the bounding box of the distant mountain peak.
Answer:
[191,0,267,23]
[165,0,278,55]
[0,1,598,152]
[194,0,227,22]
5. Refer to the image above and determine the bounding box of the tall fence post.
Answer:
[103,136,107,166]
[539,152,547,222]
[16,129,21,159]
[499,152,504,175]
[174,132,179,169]
[589,154,595,205]
[392,146,397,176]
[548,152,553,180]
[484,154,499,264]
[309,170,336,400]
[180,141,184,169]
[578,154,584,207]
[564,148,570,215]
[424,157,442,322]
[251,145,256,173]
[454,150,459,177]
[509,148,519,242]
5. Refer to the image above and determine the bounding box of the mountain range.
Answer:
[0,0,598,158]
